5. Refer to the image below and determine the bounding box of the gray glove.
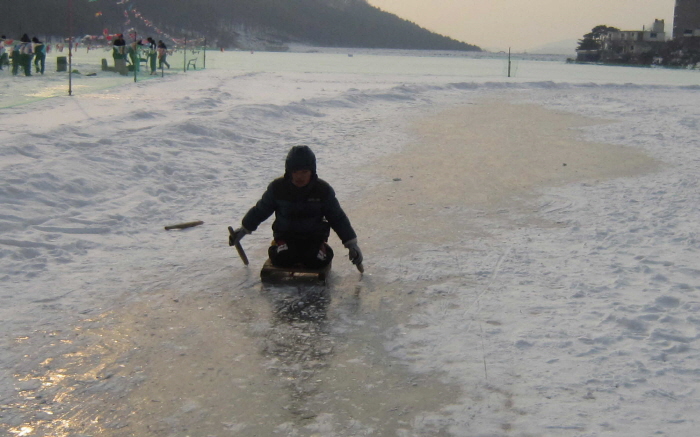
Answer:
[344,239,363,265]
[228,226,249,246]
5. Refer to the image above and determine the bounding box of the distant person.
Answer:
[18,34,33,76]
[128,38,143,72]
[157,40,170,69]
[112,34,127,75]
[11,39,21,75]
[0,35,8,70]
[146,37,157,74]
[32,37,46,74]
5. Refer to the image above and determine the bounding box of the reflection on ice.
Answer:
[265,284,330,322]
[9,426,34,436]
[260,284,333,419]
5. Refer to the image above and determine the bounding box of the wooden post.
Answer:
[68,0,73,96]
[183,36,187,72]
[508,47,511,78]
[133,38,137,83]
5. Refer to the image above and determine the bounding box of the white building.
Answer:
[601,19,667,60]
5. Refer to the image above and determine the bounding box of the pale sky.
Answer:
[366,0,676,52]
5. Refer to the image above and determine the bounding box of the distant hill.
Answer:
[1,0,481,52]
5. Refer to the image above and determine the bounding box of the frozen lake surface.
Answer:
[1,49,700,436]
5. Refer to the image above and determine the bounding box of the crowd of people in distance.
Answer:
[0,32,173,77]
[0,34,47,76]
[111,33,170,76]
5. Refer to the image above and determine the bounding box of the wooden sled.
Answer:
[260,259,331,284]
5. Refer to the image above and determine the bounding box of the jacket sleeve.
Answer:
[323,186,357,244]
[241,182,277,232]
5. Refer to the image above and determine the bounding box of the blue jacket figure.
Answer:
[146,37,157,74]
[16,34,33,76]
[32,37,46,74]
[230,145,363,269]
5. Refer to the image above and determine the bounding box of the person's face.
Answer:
[291,169,312,187]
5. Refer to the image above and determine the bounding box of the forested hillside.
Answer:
[1,0,480,51]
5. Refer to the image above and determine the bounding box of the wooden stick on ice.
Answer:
[164,220,204,230]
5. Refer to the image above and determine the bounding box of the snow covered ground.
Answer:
[1,49,700,436]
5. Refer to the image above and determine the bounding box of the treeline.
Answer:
[0,0,481,52]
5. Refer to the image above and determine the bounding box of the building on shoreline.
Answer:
[575,1,700,66]
[600,19,667,63]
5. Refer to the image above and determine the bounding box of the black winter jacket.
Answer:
[242,176,356,244]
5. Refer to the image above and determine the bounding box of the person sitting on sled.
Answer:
[229,145,362,269]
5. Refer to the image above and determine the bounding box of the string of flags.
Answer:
[85,0,204,45]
